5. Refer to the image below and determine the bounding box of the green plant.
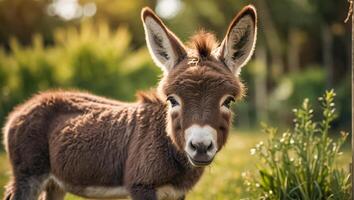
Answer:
[0,21,158,143]
[243,90,351,200]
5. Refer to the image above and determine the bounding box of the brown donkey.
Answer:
[2,5,257,200]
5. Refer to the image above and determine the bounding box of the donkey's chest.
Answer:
[52,175,185,199]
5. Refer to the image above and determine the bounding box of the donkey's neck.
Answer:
[133,93,192,171]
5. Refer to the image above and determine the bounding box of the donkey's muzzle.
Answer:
[186,141,215,166]
[184,124,218,167]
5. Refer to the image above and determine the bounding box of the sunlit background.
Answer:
[0,0,351,199]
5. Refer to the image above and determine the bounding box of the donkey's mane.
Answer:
[187,31,219,59]
[136,90,162,104]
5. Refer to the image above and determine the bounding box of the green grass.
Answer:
[0,131,350,200]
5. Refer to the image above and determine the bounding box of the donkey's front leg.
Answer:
[129,184,157,200]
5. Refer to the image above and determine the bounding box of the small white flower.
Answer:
[332,144,337,152]
[250,148,257,155]
[290,139,295,144]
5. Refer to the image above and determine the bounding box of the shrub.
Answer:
[243,90,351,199]
[0,21,158,142]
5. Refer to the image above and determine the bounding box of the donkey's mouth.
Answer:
[187,155,213,167]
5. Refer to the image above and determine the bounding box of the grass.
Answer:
[0,130,350,200]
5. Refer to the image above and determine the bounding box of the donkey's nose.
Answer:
[186,140,215,166]
[189,141,213,154]
[184,124,218,167]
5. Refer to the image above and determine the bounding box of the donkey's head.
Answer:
[142,5,257,167]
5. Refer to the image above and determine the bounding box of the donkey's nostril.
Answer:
[207,143,213,151]
[190,142,197,151]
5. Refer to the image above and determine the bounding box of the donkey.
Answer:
[2,5,257,200]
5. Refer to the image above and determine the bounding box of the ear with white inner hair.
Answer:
[141,7,187,73]
[218,5,257,76]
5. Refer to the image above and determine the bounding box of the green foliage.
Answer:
[287,68,326,106]
[243,90,351,200]
[336,75,351,131]
[268,67,326,113]
[0,21,158,138]
[266,67,350,130]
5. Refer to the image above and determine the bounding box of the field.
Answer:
[0,131,350,200]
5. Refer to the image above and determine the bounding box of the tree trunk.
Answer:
[322,23,334,88]
[254,46,268,123]
[254,0,284,77]
[351,7,354,199]
[287,28,301,72]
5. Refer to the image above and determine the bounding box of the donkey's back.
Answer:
[3,91,138,199]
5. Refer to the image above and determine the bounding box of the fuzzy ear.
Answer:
[141,7,187,73]
[218,5,257,76]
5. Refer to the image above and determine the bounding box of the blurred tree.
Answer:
[0,21,158,137]
[0,0,63,47]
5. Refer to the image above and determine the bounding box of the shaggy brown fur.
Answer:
[3,91,201,199]
[3,5,257,200]
[187,30,219,60]
[159,59,244,151]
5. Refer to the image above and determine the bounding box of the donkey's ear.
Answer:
[218,5,257,76]
[141,7,187,73]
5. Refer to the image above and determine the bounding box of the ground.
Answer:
[0,130,350,200]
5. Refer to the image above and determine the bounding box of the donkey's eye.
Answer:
[167,96,179,107]
[222,97,235,109]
